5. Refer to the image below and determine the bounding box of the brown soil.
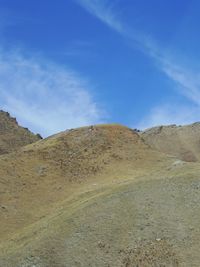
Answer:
[141,123,200,162]
[1,120,200,266]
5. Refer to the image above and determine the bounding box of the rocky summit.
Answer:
[0,110,41,155]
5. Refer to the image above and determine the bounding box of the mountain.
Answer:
[141,123,200,162]
[0,110,42,155]
[1,118,200,266]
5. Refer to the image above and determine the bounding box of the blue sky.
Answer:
[0,0,200,136]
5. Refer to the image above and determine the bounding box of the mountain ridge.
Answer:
[141,122,200,162]
[0,110,42,155]
[1,111,200,266]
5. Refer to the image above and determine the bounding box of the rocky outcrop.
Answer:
[0,110,42,155]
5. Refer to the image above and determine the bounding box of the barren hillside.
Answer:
[1,121,200,266]
[141,123,200,162]
[0,124,168,241]
[0,110,42,155]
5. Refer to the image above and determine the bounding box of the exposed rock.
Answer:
[0,110,42,155]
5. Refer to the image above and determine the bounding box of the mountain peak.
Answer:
[0,109,42,155]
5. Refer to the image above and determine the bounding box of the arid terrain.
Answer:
[0,111,41,155]
[1,111,200,266]
[141,123,200,162]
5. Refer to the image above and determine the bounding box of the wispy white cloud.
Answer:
[76,0,123,33]
[161,60,200,106]
[76,0,200,128]
[137,103,200,130]
[135,58,200,129]
[0,49,104,137]
[75,0,160,51]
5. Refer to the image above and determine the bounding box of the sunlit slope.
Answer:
[0,110,41,155]
[141,123,200,162]
[0,124,169,239]
[0,125,174,266]
[2,160,200,266]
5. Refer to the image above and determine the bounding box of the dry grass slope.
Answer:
[1,122,200,266]
[141,123,200,162]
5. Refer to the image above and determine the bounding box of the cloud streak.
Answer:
[76,0,123,33]
[137,104,200,130]
[161,60,200,106]
[0,49,104,136]
[76,0,200,128]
